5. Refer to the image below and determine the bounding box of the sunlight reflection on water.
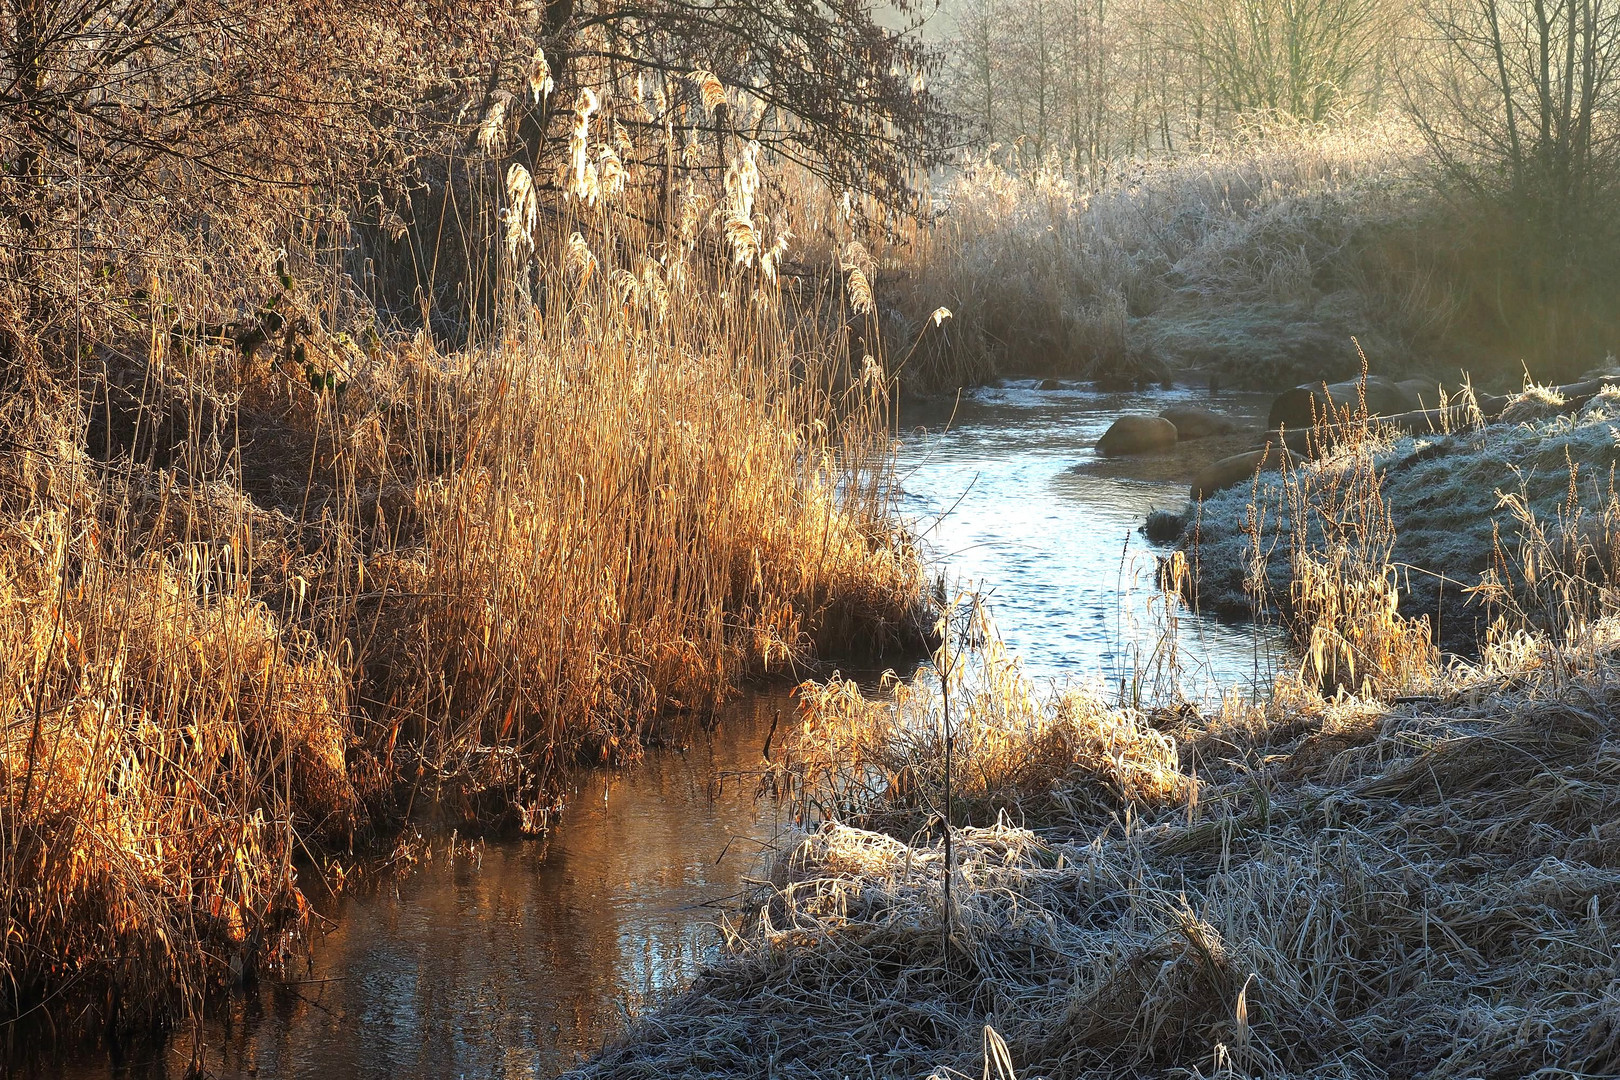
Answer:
[40,381,1289,1080]
[897,379,1287,701]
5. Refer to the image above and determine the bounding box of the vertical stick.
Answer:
[941,601,953,955]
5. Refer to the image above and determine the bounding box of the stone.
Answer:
[1159,406,1239,440]
[1096,414,1178,455]
[1190,446,1295,500]
[1267,375,1422,430]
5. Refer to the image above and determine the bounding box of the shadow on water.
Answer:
[30,380,1290,1079]
[27,697,796,1080]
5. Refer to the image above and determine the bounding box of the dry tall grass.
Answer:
[1271,371,1441,698]
[891,117,1428,390]
[1,143,927,1038]
[778,600,1190,835]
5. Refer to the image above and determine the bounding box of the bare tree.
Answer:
[1411,0,1620,240]
[936,0,1402,166]
[0,0,515,369]
[1,0,953,365]
[954,0,1004,143]
[1168,0,1394,121]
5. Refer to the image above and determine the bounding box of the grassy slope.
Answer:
[1188,387,1620,649]
[890,118,1620,395]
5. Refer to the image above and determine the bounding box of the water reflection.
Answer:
[38,698,792,1080]
[35,380,1293,1079]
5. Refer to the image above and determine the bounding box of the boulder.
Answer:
[1159,406,1239,440]
[1397,379,1442,411]
[1259,400,1488,457]
[1267,376,1422,431]
[1038,378,1063,390]
[1096,415,1178,455]
[1191,446,1295,500]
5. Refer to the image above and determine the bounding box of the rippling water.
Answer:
[897,380,1286,697]
[37,382,1288,1079]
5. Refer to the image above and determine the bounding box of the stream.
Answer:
[38,382,1287,1079]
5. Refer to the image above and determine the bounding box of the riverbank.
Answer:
[1185,380,1620,653]
[1,223,929,1042]
[567,606,1620,1079]
[558,373,1620,1079]
[888,116,1620,397]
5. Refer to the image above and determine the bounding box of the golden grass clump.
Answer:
[778,601,1189,835]
[1274,380,1441,698]
[367,288,927,772]
[1,446,348,1029]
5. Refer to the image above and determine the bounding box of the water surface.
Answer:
[897,379,1286,697]
[38,382,1287,1079]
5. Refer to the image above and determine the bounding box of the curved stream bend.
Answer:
[44,383,1285,1079]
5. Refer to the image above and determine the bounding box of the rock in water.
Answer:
[1268,376,1422,430]
[1159,406,1239,440]
[1191,446,1295,500]
[1096,415,1178,455]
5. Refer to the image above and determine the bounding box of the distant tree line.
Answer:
[942,0,1620,267]
[944,0,1407,162]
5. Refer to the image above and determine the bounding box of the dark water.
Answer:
[34,699,794,1080]
[34,383,1285,1079]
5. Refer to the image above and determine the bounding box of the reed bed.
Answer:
[1,150,928,1039]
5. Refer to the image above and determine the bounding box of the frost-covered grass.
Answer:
[1188,387,1620,649]
[892,117,1441,391]
[890,114,1620,396]
[570,611,1620,1080]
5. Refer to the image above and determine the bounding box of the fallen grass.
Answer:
[567,607,1620,1080]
